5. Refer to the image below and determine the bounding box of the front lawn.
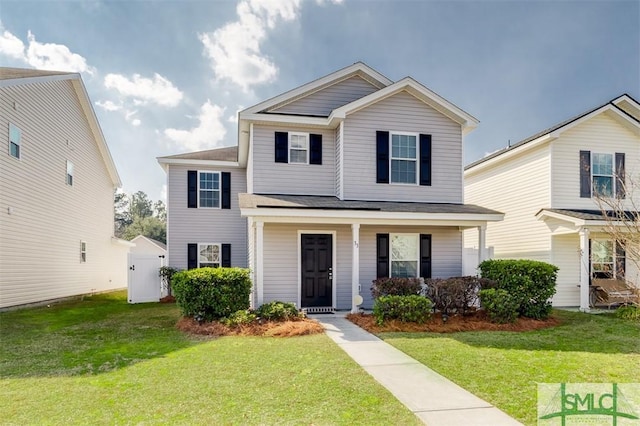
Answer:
[377,310,640,425]
[0,291,419,425]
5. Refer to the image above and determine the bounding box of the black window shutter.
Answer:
[615,153,625,199]
[419,134,432,186]
[187,170,198,208]
[310,134,322,165]
[187,244,198,269]
[376,233,389,278]
[616,241,625,278]
[221,244,231,267]
[376,131,389,183]
[221,172,231,209]
[579,151,591,198]
[420,234,432,279]
[275,132,288,163]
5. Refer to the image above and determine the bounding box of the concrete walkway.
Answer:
[312,315,523,426]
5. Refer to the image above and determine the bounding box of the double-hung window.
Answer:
[198,171,220,208]
[66,161,74,186]
[289,132,309,164]
[9,123,21,159]
[390,233,419,278]
[390,132,418,184]
[80,241,87,263]
[199,243,221,268]
[592,153,614,197]
[591,239,625,279]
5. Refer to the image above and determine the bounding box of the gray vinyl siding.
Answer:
[342,91,463,203]
[0,79,127,308]
[166,164,247,270]
[270,76,380,116]
[359,226,463,309]
[251,125,336,195]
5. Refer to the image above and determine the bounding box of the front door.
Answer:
[301,234,333,307]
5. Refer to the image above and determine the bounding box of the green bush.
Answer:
[479,289,519,324]
[424,276,495,315]
[256,301,301,321]
[371,277,421,299]
[373,295,433,326]
[616,305,640,321]
[221,310,258,327]
[172,267,252,321]
[479,259,558,319]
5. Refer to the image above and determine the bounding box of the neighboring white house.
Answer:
[130,235,167,257]
[464,94,640,310]
[0,68,130,309]
[159,62,503,312]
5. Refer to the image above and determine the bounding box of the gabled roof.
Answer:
[131,235,167,251]
[0,67,122,187]
[157,146,239,171]
[241,62,393,115]
[465,94,640,173]
[536,208,637,228]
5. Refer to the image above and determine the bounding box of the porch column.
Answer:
[256,220,264,306]
[579,227,590,312]
[478,224,487,265]
[351,223,360,313]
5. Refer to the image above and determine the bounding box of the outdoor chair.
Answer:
[591,279,639,308]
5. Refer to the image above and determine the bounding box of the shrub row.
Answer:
[373,295,433,326]
[424,276,494,315]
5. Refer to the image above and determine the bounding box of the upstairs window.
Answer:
[9,123,21,159]
[199,243,220,268]
[390,132,418,184]
[198,171,220,208]
[592,153,613,197]
[66,161,74,186]
[289,132,309,164]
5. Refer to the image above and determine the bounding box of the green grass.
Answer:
[0,291,419,425]
[377,310,640,426]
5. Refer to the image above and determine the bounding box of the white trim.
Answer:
[351,223,360,313]
[156,158,240,172]
[389,131,419,185]
[579,228,590,312]
[288,132,309,165]
[0,72,79,88]
[297,230,337,309]
[197,170,222,209]
[197,243,221,268]
[255,221,264,306]
[338,122,344,200]
[247,123,254,193]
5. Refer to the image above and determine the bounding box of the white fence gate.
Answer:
[128,254,164,303]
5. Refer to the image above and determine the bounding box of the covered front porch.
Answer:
[240,194,503,312]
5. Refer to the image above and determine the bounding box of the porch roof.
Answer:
[536,208,638,232]
[239,194,503,226]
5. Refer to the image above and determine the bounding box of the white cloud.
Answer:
[0,27,95,75]
[199,0,302,92]
[104,73,183,107]
[160,184,167,203]
[95,100,122,112]
[0,29,26,59]
[125,109,141,126]
[164,101,227,151]
[227,105,244,123]
[25,31,95,74]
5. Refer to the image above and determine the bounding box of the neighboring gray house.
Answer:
[158,63,502,312]
[0,68,130,309]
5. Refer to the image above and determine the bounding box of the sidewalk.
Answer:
[312,315,523,426]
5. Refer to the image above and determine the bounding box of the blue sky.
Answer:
[1,0,638,202]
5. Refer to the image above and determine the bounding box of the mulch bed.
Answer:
[347,311,561,333]
[177,317,325,337]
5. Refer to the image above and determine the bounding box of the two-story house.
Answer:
[159,62,503,312]
[0,68,131,309]
[464,94,640,311]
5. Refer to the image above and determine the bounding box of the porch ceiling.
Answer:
[239,193,503,227]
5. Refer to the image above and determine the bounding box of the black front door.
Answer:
[301,234,333,307]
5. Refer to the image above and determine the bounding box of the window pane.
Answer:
[290,149,307,163]
[391,234,418,261]
[10,142,19,158]
[391,261,418,278]
[290,134,307,149]
[593,176,613,197]
[592,240,613,263]
[199,173,219,190]
[391,159,416,183]
[199,191,219,208]
[9,123,21,145]
[592,153,613,175]
[391,134,416,160]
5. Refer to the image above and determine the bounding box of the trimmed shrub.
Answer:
[616,305,640,321]
[479,289,519,324]
[371,277,421,299]
[256,301,301,321]
[424,276,495,315]
[172,267,252,321]
[479,259,558,320]
[373,295,433,325]
[221,310,257,327]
